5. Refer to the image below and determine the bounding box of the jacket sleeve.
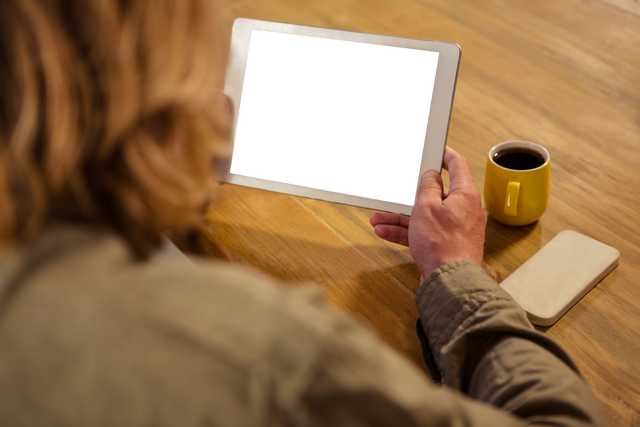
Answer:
[415,260,605,426]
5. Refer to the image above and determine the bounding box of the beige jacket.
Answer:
[0,224,604,426]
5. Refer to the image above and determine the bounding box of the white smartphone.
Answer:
[500,230,619,327]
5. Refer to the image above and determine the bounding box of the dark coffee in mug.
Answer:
[493,147,545,170]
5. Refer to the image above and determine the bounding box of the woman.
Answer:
[0,0,604,426]
[0,0,230,255]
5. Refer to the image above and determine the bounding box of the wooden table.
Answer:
[173,0,640,425]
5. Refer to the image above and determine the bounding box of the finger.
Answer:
[211,92,234,184]
[373,224,409,247]
[443,147,475,195]
[218,92,233,114]
[370,212,410,228]
[415,170,444,204]
[212,91,233,139]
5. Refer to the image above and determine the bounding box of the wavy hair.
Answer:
[0,0,230,256]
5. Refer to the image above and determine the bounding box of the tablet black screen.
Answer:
[234,33,435,202]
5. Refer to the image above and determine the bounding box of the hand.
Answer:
[212,92,234,183]
[370,147,486,280]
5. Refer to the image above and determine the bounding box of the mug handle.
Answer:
[504,182,521,217]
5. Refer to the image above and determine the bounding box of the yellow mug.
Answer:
[484,141,550,226]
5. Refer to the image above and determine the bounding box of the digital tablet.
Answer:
[223,18,461,215]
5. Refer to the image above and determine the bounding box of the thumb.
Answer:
[416,170,444,203]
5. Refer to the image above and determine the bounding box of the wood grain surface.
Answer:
[171,0,640,424]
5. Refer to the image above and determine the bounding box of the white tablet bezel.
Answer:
[223,18,460,215]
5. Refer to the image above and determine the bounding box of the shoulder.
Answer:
[1,223,371,423]
[122,252,347,369]
[2,222,371,380]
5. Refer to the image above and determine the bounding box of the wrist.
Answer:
[417,257,483,281]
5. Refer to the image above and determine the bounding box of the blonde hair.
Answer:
[0,0,230,256]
